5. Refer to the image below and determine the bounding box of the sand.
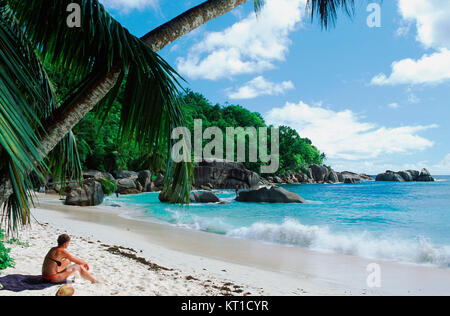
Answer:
[1,194,449,296]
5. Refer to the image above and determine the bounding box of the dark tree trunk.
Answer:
[39,67,122,156]
[141,0,248,51]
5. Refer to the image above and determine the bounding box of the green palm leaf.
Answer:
[46,131,83,195]
[0,5,58,232]
[254,0,264,13]
[307,0,355,28]
[7,0,192,203]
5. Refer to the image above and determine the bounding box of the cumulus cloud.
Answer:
[265,101,437,161]
[100,0,158,12]
[371,49,450,85]
[176,0,306,80]
[397,0,450,49]
[227,76,294,99]
[371,0,450,86]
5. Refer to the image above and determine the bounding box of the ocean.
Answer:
[104,176,450,268]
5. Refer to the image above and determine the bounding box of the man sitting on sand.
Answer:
[42,234,97,284]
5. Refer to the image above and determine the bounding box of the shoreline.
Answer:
[1,193,450,296]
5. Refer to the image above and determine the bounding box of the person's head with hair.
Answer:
[57,234,71,248]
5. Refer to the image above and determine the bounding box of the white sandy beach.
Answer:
[1,193,449,296]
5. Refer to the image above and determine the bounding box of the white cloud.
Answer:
[100,0,158,12]
[371,49,450,85]
[371,0,450,86]
[227,76,294,99]
[176,0,306,80]
[395,20,412,38]
[397,0,450,49]
[388,102,399,109]
[265,101,437,161]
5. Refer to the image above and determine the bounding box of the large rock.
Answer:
[306,168,314,180]
[309,164,329,182]
[420,168,431,177]
[418,168,434,182]
[407,170,420,181]
[236,186,305,203]
[194,159,260,189]
[328,171,339,183]
[112,170,138,180]
[193,191,220,203]
[137,170,152,189]
[158,191,169,203]
[376,171,406,182]
[398,171,413,182]
[82,170,114,181]
[376,171,397,181]
[116,178,137,194]
[376,169,434,182]
[341,171,374,182]
[65,179,104,206]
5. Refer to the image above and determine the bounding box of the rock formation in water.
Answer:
[376,168,434,182]
[236,186,306,203]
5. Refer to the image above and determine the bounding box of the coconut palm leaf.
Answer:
[0,5,53,232]
[307,0,355,28]
[46,131,83,195]
[7,0,193,203]
[254,0,264,13]
[0,3,85,233]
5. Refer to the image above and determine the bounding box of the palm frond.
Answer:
[0,3,86,232]
[46,131,83,195]
[254,0,264,13]
[0,5,60,232]
[307,0,355,29]
[7,0,193,203]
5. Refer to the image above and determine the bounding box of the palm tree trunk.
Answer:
[39,67,122,156]
[0,0,250,205]
[141,0,248,51]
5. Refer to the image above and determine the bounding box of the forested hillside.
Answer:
[49,65,325,175]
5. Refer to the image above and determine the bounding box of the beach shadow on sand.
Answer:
[0,274,64,292]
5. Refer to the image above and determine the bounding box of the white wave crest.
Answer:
[227,219,450,267]
[166,208,232,234]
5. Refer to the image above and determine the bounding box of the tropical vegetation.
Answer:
[0,0,353,232]
[0,229,14,273]
[65,90,325,176]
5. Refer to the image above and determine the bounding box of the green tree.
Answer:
[178,92,325,175]
[0,229,14,273]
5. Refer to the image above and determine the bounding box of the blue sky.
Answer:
[100,0,450,175]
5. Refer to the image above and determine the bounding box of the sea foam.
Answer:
[227,218,450,267]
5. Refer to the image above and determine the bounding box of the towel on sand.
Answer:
[0,274,65,292]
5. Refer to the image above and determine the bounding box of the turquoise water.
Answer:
[105,177,450,267]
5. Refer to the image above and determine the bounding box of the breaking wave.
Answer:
[226,219,450,267]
